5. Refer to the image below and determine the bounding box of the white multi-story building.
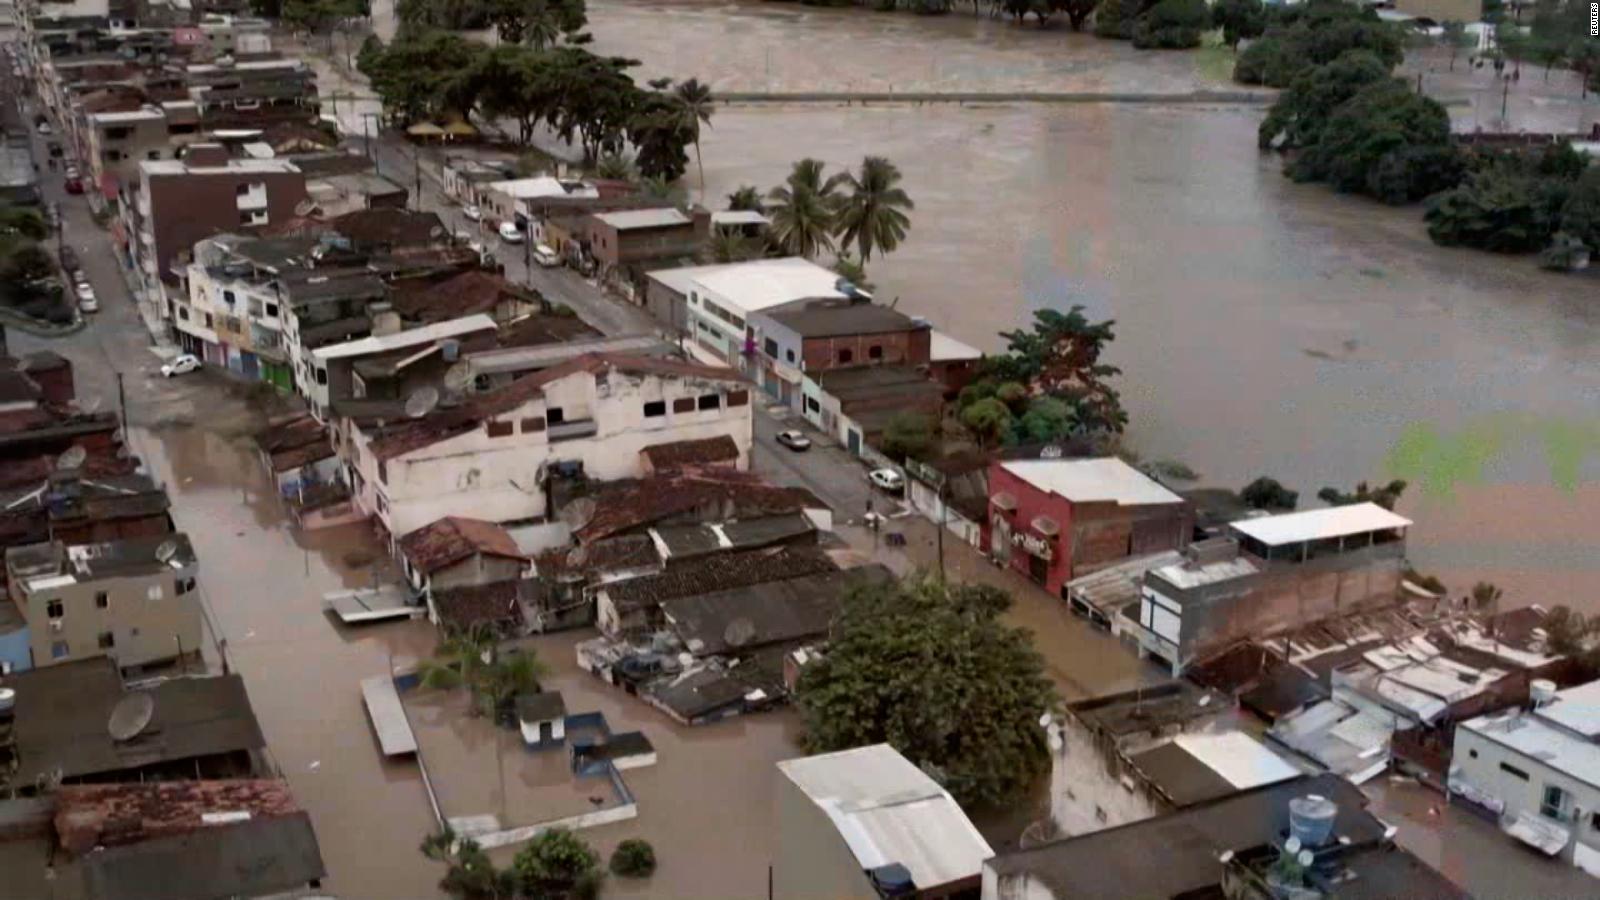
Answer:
[344,353,754,540]
[644,257,846,368]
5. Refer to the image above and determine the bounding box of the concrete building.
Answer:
[307,314,499,416]
[440,154,517,203]
[1051,681,1298,836]
[580,206,708,288]
[984,456,1191,598]
[808,365,945,456]
[749,295,931,411]
[135,145,306,310]
[397,515,531,608]
[177,230,324,390]
[645,257,847,368]
[1452,679,1600,875]
[479,175,597,223]
[1122,504,1411,674]
[345,353,753,540]
[774,744,993,900]
[4,533,200,672]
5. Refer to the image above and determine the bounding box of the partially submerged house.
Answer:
[397,516,531,621]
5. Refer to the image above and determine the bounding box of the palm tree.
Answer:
[673,78,715,199]
[417,624,496,708]
[831,253,875,292]
[765,158,843,259]
[706,229,761,263]
[595,152,636,181]
[421,826,517,899]
[835,156,914,262]
[726,184,764,213]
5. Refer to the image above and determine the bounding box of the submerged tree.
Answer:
[834,156,915,263]
[1315,479,1407,510]
[796,573,1058,808]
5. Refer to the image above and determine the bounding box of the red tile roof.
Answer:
[432,580,530,633]
[640,435,741,472]
[54,780,303,855]
[572,472,823,544]
[389,270,533,323]
[398,516,525,575]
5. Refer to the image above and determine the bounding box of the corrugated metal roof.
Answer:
[929,329,981,362]
[1170,732,1300,790]
[593,207,690,230]
[1229,502,1411,547]
[779,744,993,891]
[1537,681,1600,739]
[312,314,497,361]
[1465,709,1600,789]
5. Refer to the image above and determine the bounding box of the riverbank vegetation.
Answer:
[794,573,1057,809]
[1247,0,1599,267]
[0,205,71,325]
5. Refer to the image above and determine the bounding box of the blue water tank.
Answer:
[1289,794,1338,849]
[867,863,915,898]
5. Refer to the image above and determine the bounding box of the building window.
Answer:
[46,599,64,619]
[672,397,695,414]
[146,150,160,160]
[223,290,236,305]
[265,303,278,317]
[236,183,250,197]
[643,401,666,418]
[176,577,195,595]
[1542,785,1570,820]
[805,396,820,413]
[51,640,69,660]
[95,591,108,609]
[520,417,545,433]
[486,420,513,438]
[377,494,389,515]
[204,313,214,329]
[868,345,883,360]
[726,390,749,407]
[547,407,565,425]
[786,349,795,363]
[763,338,778,358]
[178,306,190,321]
[104,126,132,140]
[98,632,115,649]
[315,368,327,385]
[838,348,853,364]
[106,149,123,161]
[697,394,720,411]
[1469,749,1478,759]
[1500,762,1530,781]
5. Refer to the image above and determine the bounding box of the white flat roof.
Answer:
[1537,680,1600,739]
[142,158,298,176]
[486,176,591,199]
[313,315,497,362]
[89,108,165,123]
[1151,553,1260,589]
[1171,732,1300,790]
[930,329,981,362]
[1000,457,1183,507]
[1229,502,1411,547]
[595,208,690,230]
[1464,709,1600,788]
[779,744,993,891]
[691,257,846,315]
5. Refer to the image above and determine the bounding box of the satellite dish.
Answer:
[724,617,755,648]
[108,691,156,742]
[443,361,473,393]
[404,386,440,419]
[559,497,596,530]
[56,445,88,471]
[154,539,179,564]
[293,198,317,217]
[80,396,103,414]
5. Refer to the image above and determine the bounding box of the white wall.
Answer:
[1453,726,1600,858]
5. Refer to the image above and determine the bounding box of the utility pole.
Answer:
[53,201,63,262]
[413,148,421,212]
[936,475,947,581]
[115,371,126,427]
[1500,76,1510,126]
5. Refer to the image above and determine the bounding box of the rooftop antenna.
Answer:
[56,445,87,471]
[107,691,155,742]
[404,386,440,419]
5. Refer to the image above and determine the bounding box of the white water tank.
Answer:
[0,687,14,715]
[1531,679,1558,707]
[1289,794,1338,849]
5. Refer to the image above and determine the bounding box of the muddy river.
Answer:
[366,0,1600,604]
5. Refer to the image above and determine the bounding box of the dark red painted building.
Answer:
[983,456,1193,598]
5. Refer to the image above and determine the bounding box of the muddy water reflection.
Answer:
[136,424,441,898]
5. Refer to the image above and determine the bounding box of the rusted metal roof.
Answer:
[572,472,823,544]
[398,516,526,575]
[640,435,740,472]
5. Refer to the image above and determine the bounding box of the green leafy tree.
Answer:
[513,828,601,898]
[830,253,874,292]
[628,86,693,182]
[834,156,914,263]
[1233,0,1403,86]
[594,152,636,181]
[1426,166,1573,252]
[546,47,640,163]
[991,307,1127,434]
[420,827,517,900]
[0,205,48,241]
[1496,27,1532,78]
[1257,51,1391,150]
[1002,0,1051,25]
[1315,479,1407,510]
[766,158,843,259]
[726,185,764,213]
[1014,395,1077,444]
[1132,0,1209,49]
[796,574,1058,808]
[1094,0,1156,38]
[1052,0,1100,30]
[1235,36,1301,86]
[1560,165,1600,251]
[471,45,556,146]
[960,397,1014,449]
[673,78,715,197]
[1439,21,1474,71]
[704,229,761,263]
[490,0,586,47]
[418,625,546,722]
[282,0,364,33]
[359,30,488,125]
[882,412,937,462]
[1240,476,1299,510]
[1212,0,1266,49]
[609,839,656,878]
[1288,81,1452,201]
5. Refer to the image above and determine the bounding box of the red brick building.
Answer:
[983,456,1192,598]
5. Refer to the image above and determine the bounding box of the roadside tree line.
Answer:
[0,205,70,324]
[357,31,714,183]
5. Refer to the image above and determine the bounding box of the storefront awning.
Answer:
[992,491,1017,512]
[1031,515,1060,537]
[1503,811,1568,856]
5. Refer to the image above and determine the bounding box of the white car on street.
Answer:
[36,121,51,135]
[498,221,524,244]
[161,354,201,377]
[462,204,482,222]
[74,282,97,313]
[775,430,811,451]
[532,244,561,268]
[868,468,904,493]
